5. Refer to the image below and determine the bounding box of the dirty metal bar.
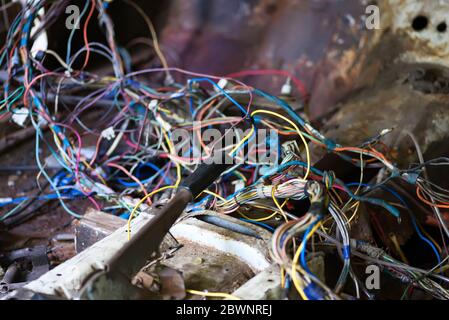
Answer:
[107,188,193,277]
[81,161,233,299]
[0,263,20,293]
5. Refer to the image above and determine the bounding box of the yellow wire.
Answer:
[52,131,69,164]
[291,221,322,300]
[230,110,311,180]
[271,185,288,222]
[331,189,344,205]
[126,127,184,240]
[200,190,227,202]
[158,106,172,114]
[162,130,182,187]
[440,264,449,272]
[280,267,286,288]
[346,201,360,225]
[233,170,247,182]
[237,199,288,222]
[124,0,170,78]
[237,210,279,222]
[390,233,409,265]
[82,160,108,187]
[230,125,255,156]
[418,222,442,254]
[186,289,241,300]
[126,185,176,240]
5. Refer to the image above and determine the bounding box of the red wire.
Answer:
[81,0,96,70]
[226,69,308,100]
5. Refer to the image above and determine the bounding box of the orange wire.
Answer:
[416,186,449,209]
[89,135,103,166]
[334,146,389,164]
[81,0,96,70]
[195,100,216,156]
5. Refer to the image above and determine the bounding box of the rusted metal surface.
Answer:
[306,0,449,248]
[386,0,449,66]
[42,0,369,119]
[159,0,367,119]
[312,0,449,178]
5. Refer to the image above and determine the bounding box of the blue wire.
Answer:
[300,221,318,275]
[346,182,441,264]
[189,94,195,116]
[230,127,257,156]
[34,123,82,218]
[188,78,249,116]
[0,193,80,207]
[135,162,163,179]
[116,162,171,187]
[187,196,212,212]
[239,218,275,232]
[253,89,306,127]
[284,275,291,289]
[66,0,90,64]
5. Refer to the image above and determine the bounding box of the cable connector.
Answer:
[281,77,292,96]
[101,127,116,141]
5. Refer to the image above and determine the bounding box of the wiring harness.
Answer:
[1,0,449,300]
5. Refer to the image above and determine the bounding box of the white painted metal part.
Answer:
[23,210,273,298]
